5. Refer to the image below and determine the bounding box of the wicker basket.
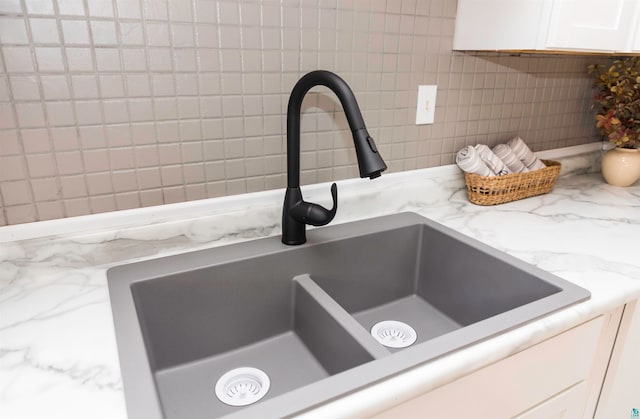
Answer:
[464,159,561,205]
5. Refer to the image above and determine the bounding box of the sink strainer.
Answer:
[371,320,418,348]
[215,367,270,407]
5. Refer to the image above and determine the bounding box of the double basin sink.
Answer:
[107,212,590,418]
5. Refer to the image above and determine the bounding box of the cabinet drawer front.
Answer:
[515,382,587,419]
[373,316,604,419]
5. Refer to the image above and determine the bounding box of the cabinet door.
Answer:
[371,316,607,419]
[546,0,636,51]
[596,301,640,418]
[632,15,640,51]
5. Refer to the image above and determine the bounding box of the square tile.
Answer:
[62,20,90,44]
[109,148,135,170]
[30,18,60,44]
[154,97,178,120]
[5,204,37,224]
[158,143,181,164]
[115,0,141,19]
[143,0,168,20]
[0,156,26,181]
[21,128,50,153]
[35,47,65,71]
[71,75,99,99]
[194,0,216,23]
[46,101,76,126]
[36,201,64,220]
[65,47,94,71]
[134,145,159,167]
[185,184,205,200]
[83,149,110,172]
[163,186,185,203]
[26,154,56,177]
[25,0,55,15]
[55,151,84,175]
[31,177,59,200]
[60,175,88,198]
[169,0,192,22]
[0,0,22,14]
[15,103,46,127]
[95,48,122,71]
[1,180,31,205]
[137,167,161,189]
[64,198,91,217]
[160,165,183,186]
[74,100,103,125]
[140,189,163,206]
[119,22,144,45]
[98,75,126,98]
[0,18,29,44]
[86,172,113,194]
[151,74,175,96]
[148,48,172,71]
[115,192,140,209]
[51,127,79,150]
[102,99,128,123]
[122,48,147,71]
[87,0,114,17]
[57,0,85,16]
[9,76,40,101]
[147,22,170,46]
[173,49,197,72]
[112,170,137,192]
[78,125,106,148]
[90,195,116,213]
[171,24,195,47]
[3,47,35,73]
[90,21,117,45]
[106,124,132,146]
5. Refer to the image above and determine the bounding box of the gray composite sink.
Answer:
[107,212,590,419]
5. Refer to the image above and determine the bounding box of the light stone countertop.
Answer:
[2,144,640,419]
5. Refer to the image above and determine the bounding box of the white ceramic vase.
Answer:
[601,147,640,187]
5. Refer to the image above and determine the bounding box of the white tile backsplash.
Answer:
[0,0,607,226]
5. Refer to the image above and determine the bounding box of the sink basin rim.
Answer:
[106,212,591,419]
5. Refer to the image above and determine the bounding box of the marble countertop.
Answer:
[2,144,640,419]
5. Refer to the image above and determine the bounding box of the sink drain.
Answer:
[371,320,417,348]
[215,367,270,407]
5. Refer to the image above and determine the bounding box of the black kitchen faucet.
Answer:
[281,70,387,245]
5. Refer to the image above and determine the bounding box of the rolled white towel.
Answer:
[507,136,546,171]
[492,144,529,173]
[475,144,512,176]
[456,145,495,177]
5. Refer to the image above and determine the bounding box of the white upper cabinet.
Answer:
[547,0,636,51]
[454,0,640,54]
[632,11,640,51]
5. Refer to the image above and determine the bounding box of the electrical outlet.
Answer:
[415,85,437,125]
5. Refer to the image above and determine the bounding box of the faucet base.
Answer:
[282,187,306,245]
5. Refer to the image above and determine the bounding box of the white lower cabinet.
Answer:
[596,301,640,418]
[371,308,623,419]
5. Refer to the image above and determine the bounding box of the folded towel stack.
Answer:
[455,145,494,177]
[492,144,528,173]
[474,144,512,176]
[455,136,545,177]
[507,136,546,171]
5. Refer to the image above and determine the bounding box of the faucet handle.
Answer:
[291,183,338,226]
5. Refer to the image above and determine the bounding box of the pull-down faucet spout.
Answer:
[282,70,387,245]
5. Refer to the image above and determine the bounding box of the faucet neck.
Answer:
[286,70,367,188]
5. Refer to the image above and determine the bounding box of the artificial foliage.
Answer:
[588,57,640,148]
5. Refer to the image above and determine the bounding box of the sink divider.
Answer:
[293,274,390,375]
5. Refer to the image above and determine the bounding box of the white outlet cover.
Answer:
[416,85,437,125]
